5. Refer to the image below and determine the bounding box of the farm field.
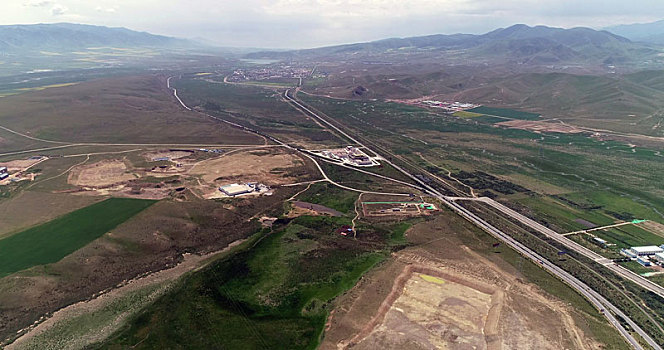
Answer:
[467,106,541,120]
[0,191,101,238]
[0,198,155,278]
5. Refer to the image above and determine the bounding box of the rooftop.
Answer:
[630,246,664,253]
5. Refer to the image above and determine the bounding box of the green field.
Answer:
[0,198,155,278]
[296,182,359,214]
[100,215,387,349]
[467,106,541,120]
[452,110,484,118]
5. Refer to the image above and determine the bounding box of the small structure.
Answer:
[636,257,652,267]
[627,246,664,257]
[337,225,353,236]
[592,237,607,247]
[0,173,8,180]
[621,248,638,259]
[219,183,254,196]
[0,166,6,174]
[653,252,664,265]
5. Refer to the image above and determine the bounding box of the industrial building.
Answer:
[654,252,664,264]
[219,183,254,196]
[627,246,664,257]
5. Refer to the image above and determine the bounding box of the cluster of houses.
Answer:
[621,245,664,267]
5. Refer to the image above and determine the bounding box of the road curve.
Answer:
[284,88,659,350]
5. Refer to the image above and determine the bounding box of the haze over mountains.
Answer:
[248,24,660,69]
[0,23,196,53]
[606,20,664,45]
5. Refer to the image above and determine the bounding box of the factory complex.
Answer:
[621,245,664,267]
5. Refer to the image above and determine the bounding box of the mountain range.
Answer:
[0,23,196,53]
[605,20,664,45]
[246,24,659,68]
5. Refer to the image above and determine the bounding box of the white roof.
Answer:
[654,252,664,259]
[630,246,664,253]
[220,183,253,195]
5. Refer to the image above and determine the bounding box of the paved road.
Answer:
[284,89,660,350]
[451,196,664,300]
[166,79,661,349]
[563,221,641,236]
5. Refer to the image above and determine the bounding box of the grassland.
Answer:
[172,76,340,148]
[0,75,262,144]
[296,182,359,214]
[100,214,388,350]
[0,198,155,278]
[297,92,664,238]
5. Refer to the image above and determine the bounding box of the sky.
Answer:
[5,0,664,48]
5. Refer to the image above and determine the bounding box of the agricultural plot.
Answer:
[0,198,155,278]
[467,106,541,120]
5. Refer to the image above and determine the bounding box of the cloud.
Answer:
[95,6,116,13]
[51,4,67,15]
[24,0,53,7]
[4,0,664,48]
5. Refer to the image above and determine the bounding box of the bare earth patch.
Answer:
[321,215,604,350]
[68,160,136,187]
[351,266,496,350]
[189,150,303,186]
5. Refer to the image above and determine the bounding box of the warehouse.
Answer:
[627,245,664,257]
[219,183,254,196]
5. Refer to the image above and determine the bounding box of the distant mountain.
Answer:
[0,23,197,53]
[605,20,664,45]
[247,24,654,67]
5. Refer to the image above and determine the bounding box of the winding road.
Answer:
[164,75,660,349]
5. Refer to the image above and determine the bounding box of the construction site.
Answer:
[311,146,380,167]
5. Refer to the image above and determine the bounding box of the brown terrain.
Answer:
[0,188,298,345]
[68,159,136,187]
[321,213,605,350]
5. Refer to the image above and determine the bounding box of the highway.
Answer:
[450,196,664,300]
[283,88,661,350]
[165,76,659,349]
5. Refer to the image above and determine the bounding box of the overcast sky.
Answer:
[5,0,664,48]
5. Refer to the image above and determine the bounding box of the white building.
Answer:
[219,183,254,196]
[0,166,6,173]
[654,252,664,264]
[628,246,664,257]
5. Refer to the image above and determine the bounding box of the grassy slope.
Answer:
[0,198,155,278]
[100,214,387,350]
